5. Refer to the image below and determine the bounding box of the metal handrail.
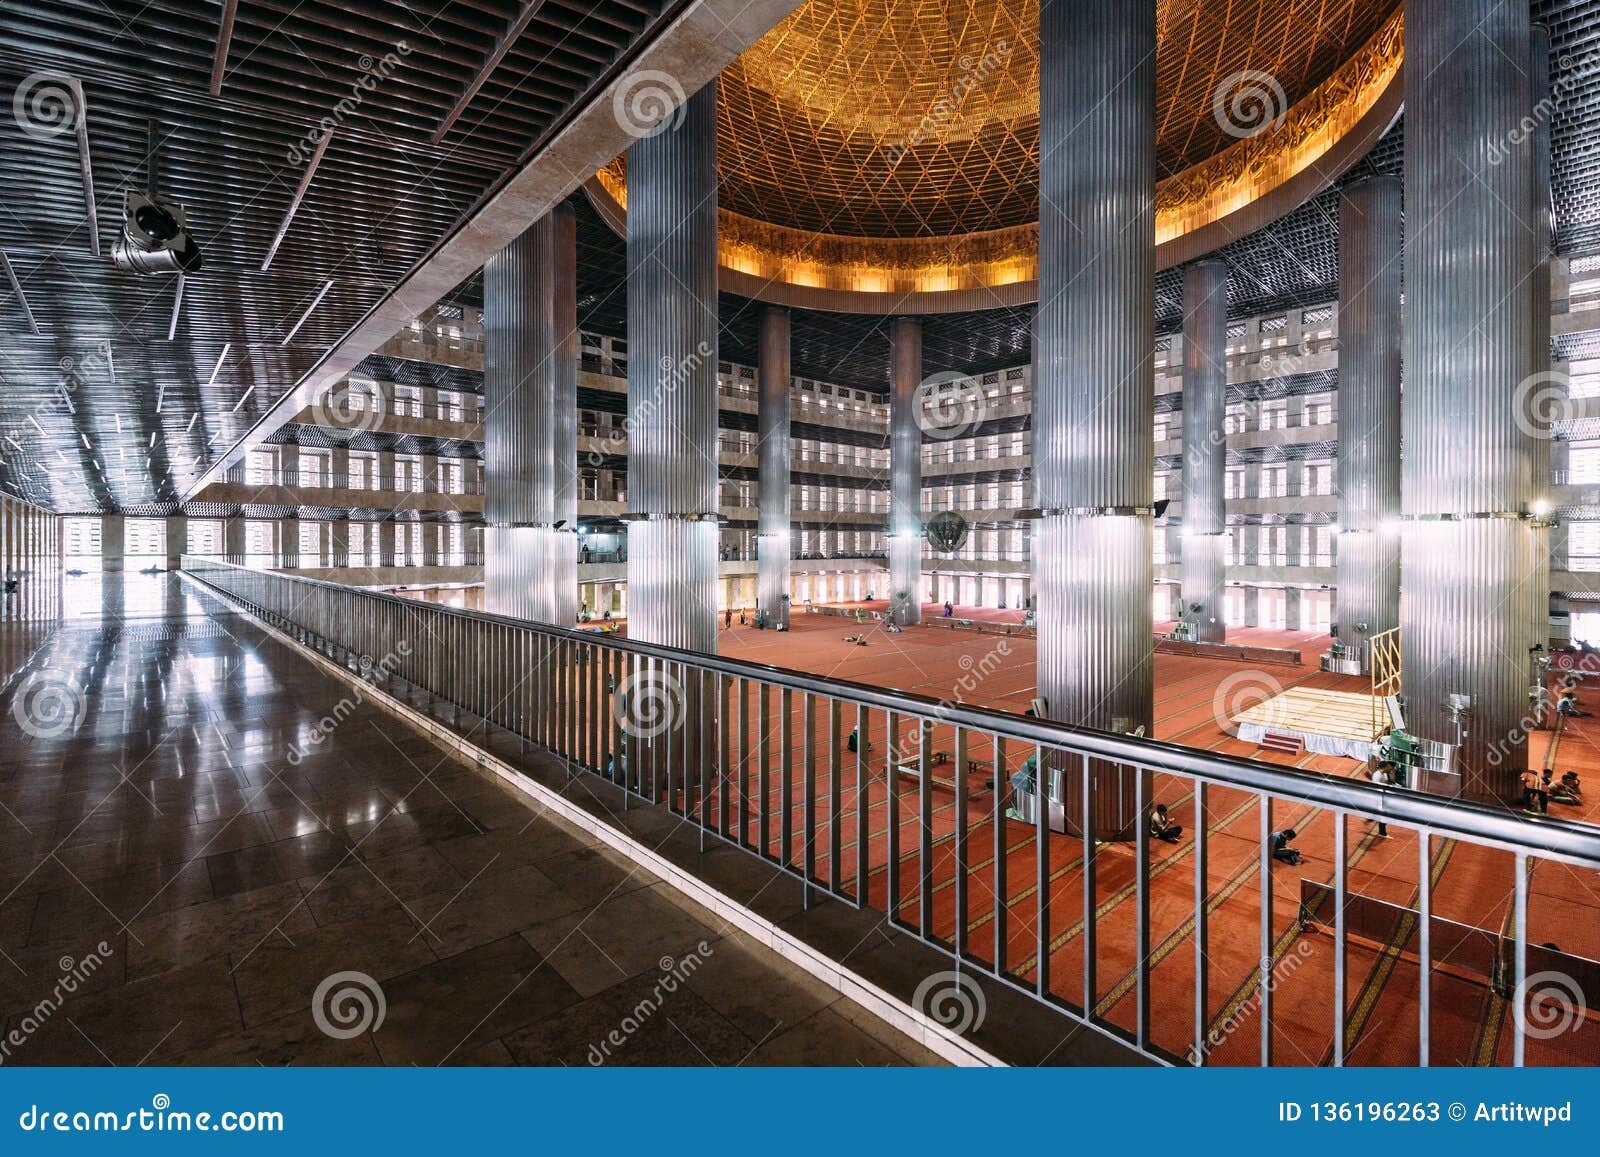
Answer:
[182,556,1600,1067]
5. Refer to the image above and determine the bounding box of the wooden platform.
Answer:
[1232,686,1391,759]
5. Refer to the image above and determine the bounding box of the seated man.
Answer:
[1149,803,1182,843]
[1560,770,1583,799]
[1558,691,1591,717]
[1269,828,1303,865]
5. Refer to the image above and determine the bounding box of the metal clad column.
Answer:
[484,205,578,624]
[626,84,719,653]
[1402,0,1536,802]
[1335,176,1403,670]
[1035,0,1155,837]
[889,317,923,626]
[551,202,580,627]
[758,306,792,628]
[1530,24,1554,654]
[1180,259,1228,643]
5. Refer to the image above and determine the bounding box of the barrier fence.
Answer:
[183,557,1600,1067]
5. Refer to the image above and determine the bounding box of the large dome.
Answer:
[591,0,1405,309]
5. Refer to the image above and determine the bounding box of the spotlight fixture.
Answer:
[111,191,202,274]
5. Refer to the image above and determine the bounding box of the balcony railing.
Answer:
[183,557,1600,1069]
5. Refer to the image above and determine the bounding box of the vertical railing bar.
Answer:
[758,683,772,859]
[854,704,868,905]
[1193,778,1209,1067]
[953,725,969,960]
[1333,808,1347,1067]
[1259,794,1272,1067]
[886,712,901,927]
[738,679,751,849]
[918,719,933,938]
[1513,849,1529,1067]
[828,698,842,897]
[1134,764,1150,1052]
[1081,753,1093,1012]
[719,674,732,842]
[1417,825,1430,1068]
[802,692,816,905]
[781,687,794,868]
[993,733,1007,977]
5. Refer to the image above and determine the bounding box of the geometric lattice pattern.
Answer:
[710,0,1398,238]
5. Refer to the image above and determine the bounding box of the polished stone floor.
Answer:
[0,575,941,1066]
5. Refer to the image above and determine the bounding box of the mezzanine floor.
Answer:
[0,575,943,1066]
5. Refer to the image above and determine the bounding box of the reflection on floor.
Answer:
[0,575,940,1066]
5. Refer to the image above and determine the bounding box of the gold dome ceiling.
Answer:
[591,0,1405,310]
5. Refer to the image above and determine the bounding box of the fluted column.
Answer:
[1401,0,1537,803]
[1334,176,1403,670]
[223,515,246,566]
[1530,23,1554,653]
[1035,0,1155,837]
[483,204,579,625]
[757,306,792,628]
[100,515,125,574]
[164,515,186,571]
[888,317,923,626]
[625,83,719,653]
[1180,259,1228,643]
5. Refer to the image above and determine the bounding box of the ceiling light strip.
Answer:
[65,77,100,257]
[167,274,185,340]
[261,133,333,272]
[208,342,232,386]
[0,252,42,336]
[282,279,336,346]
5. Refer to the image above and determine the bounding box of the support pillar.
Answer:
[277,518,301,569]
[1284,587,1303,631]
[1530,23,1555,653]
[375,521,397,569]
[328,519,350,568]
[223,516,246,566]
[100,515,125,574]
[1401,0,1537,803]
[483,204,580,625]
[888,317,923,627]
[757,306,792,628]
[624,84,719,653]
[1243,586,1261,628]
[1035,0,1155,837]
[164,515,186,571]
[1334,176,1403,670]
[1180,259,1228,642]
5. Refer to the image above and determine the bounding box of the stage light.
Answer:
[111,191,202,274]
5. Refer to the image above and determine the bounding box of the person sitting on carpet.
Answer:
[1269,828,1303,865]
[1149,803,1182,843]
[1560,770,1583,799]
[1549,770,1581,806]
[1558,690,1590,717]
